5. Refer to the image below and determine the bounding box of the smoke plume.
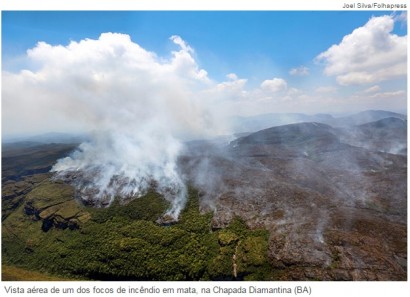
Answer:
[6,32,227,219]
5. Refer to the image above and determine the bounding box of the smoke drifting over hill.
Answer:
[3,14,407,218]
[2,12,407,281]
[21,33,227,218]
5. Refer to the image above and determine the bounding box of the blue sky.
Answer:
[3,11,405,82]
[2,11,408,136]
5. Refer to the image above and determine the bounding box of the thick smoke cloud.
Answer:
[3,33,222,136]
[3,14,407,130]
[4,33,227,219]
[2,14,407,217]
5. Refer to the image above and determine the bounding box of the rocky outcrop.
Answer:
[24,180,91,232]
[2,174,51,221]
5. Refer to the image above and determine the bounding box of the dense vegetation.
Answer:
[2,179,273,281]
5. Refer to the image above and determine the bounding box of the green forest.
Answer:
[2,177,273,281]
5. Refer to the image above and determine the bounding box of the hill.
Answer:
[230,110,407,133]
[2,114,407,280]
[329,110,407,127]
[2,143,272,281]
[340,117,407,155]
[183,120,407,280]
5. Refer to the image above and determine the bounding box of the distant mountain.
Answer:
[2,132,89,145]
[230,113,335,133]
[340,117,407,155]
[328,110,407,127]
[357,116,406,129]
[230,110,407,133]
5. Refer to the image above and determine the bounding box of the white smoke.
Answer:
[52,128,187,218]
[3,32,229,219]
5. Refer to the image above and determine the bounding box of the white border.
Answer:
[0,1,408,297]
[0,0,408,11]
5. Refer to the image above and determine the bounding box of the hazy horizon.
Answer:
[2,108,407,142]
[2,11,407,137]
[2,11,407,283]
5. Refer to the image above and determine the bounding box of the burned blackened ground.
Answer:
[181,121,407,280]
[339,117,407,155]
[2,113,407,280]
